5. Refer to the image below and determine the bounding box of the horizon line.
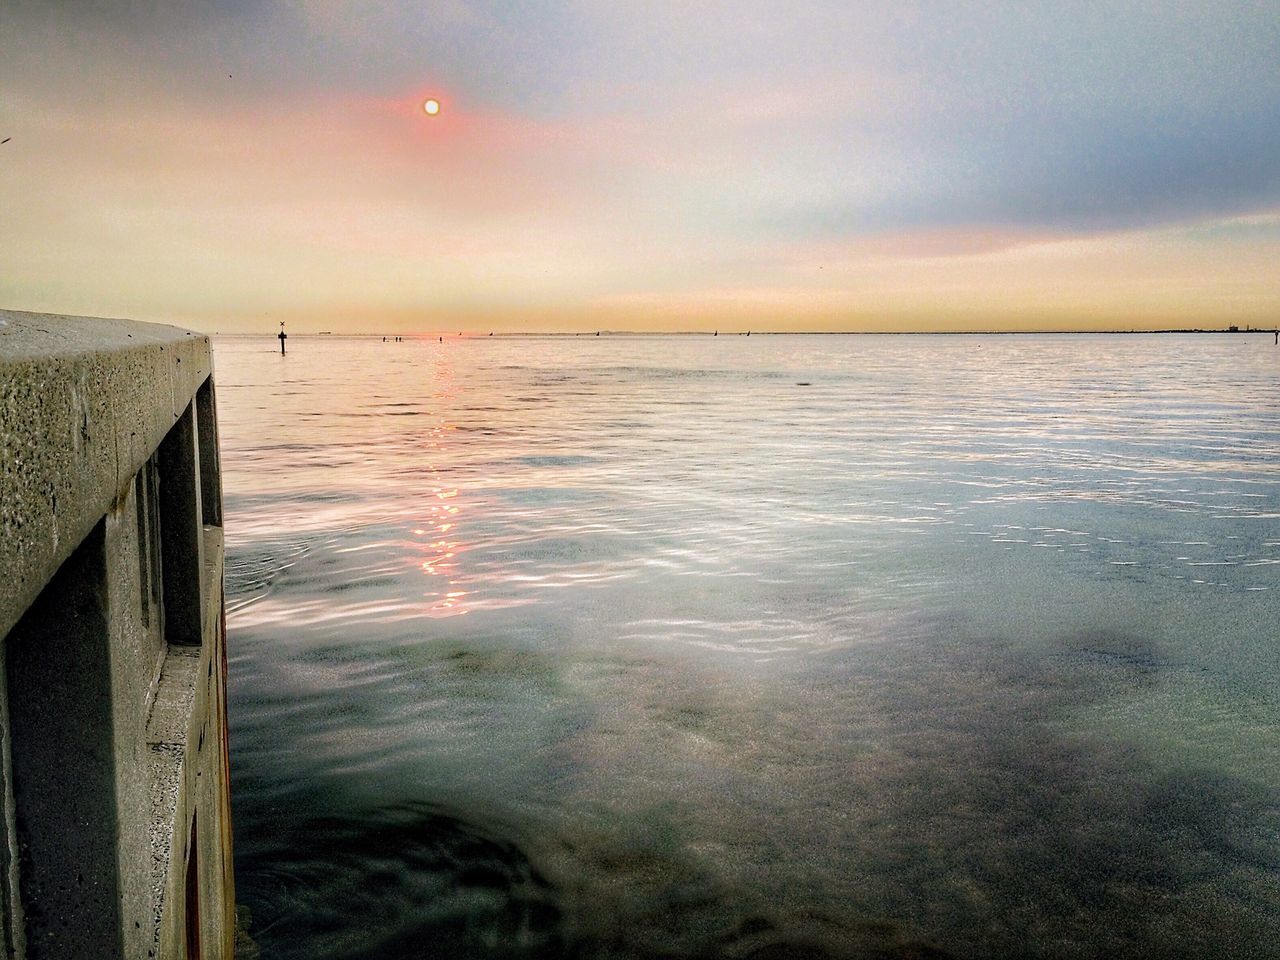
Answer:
[214,326,1280,338]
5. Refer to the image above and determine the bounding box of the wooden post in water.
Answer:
[278,321,287,355]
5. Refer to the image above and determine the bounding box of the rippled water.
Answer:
[217,334,1280,960]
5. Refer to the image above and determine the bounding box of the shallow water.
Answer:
[217,333,1280,959]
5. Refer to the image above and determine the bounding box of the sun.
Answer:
[423,98,441,116]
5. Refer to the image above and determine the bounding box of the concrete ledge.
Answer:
[0,310,234,959]
[148,526,230,958]
[0,309,212,642]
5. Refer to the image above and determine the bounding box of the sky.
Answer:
[2,1,1278,333]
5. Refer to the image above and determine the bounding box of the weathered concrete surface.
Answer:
[4,523,120,957]
[0,309,212,643]
[0,309,234,958]
[147,527,234,959]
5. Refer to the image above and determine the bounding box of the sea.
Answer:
[215,333,1280,960]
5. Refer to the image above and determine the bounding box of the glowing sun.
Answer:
[423,99,441,116]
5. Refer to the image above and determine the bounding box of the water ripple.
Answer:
[217,333,1280,959]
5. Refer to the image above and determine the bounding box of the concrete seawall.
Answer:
[0,310,235,958]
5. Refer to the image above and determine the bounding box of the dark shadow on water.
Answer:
[232,619,1280,959]
[235,801,565,960]
[799,620,1280,959]
[234,797,965,960]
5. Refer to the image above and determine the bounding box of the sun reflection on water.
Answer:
[216,333,1280,960]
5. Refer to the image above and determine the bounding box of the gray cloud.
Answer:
[4,1,1278,254]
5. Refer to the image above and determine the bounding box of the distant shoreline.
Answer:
[212,328,1280,338]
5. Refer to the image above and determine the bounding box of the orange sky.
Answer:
[2,3,1278,333]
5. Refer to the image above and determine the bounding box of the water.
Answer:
[217,334,1280,959]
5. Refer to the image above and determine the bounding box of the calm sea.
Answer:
[216,334,1280,960]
